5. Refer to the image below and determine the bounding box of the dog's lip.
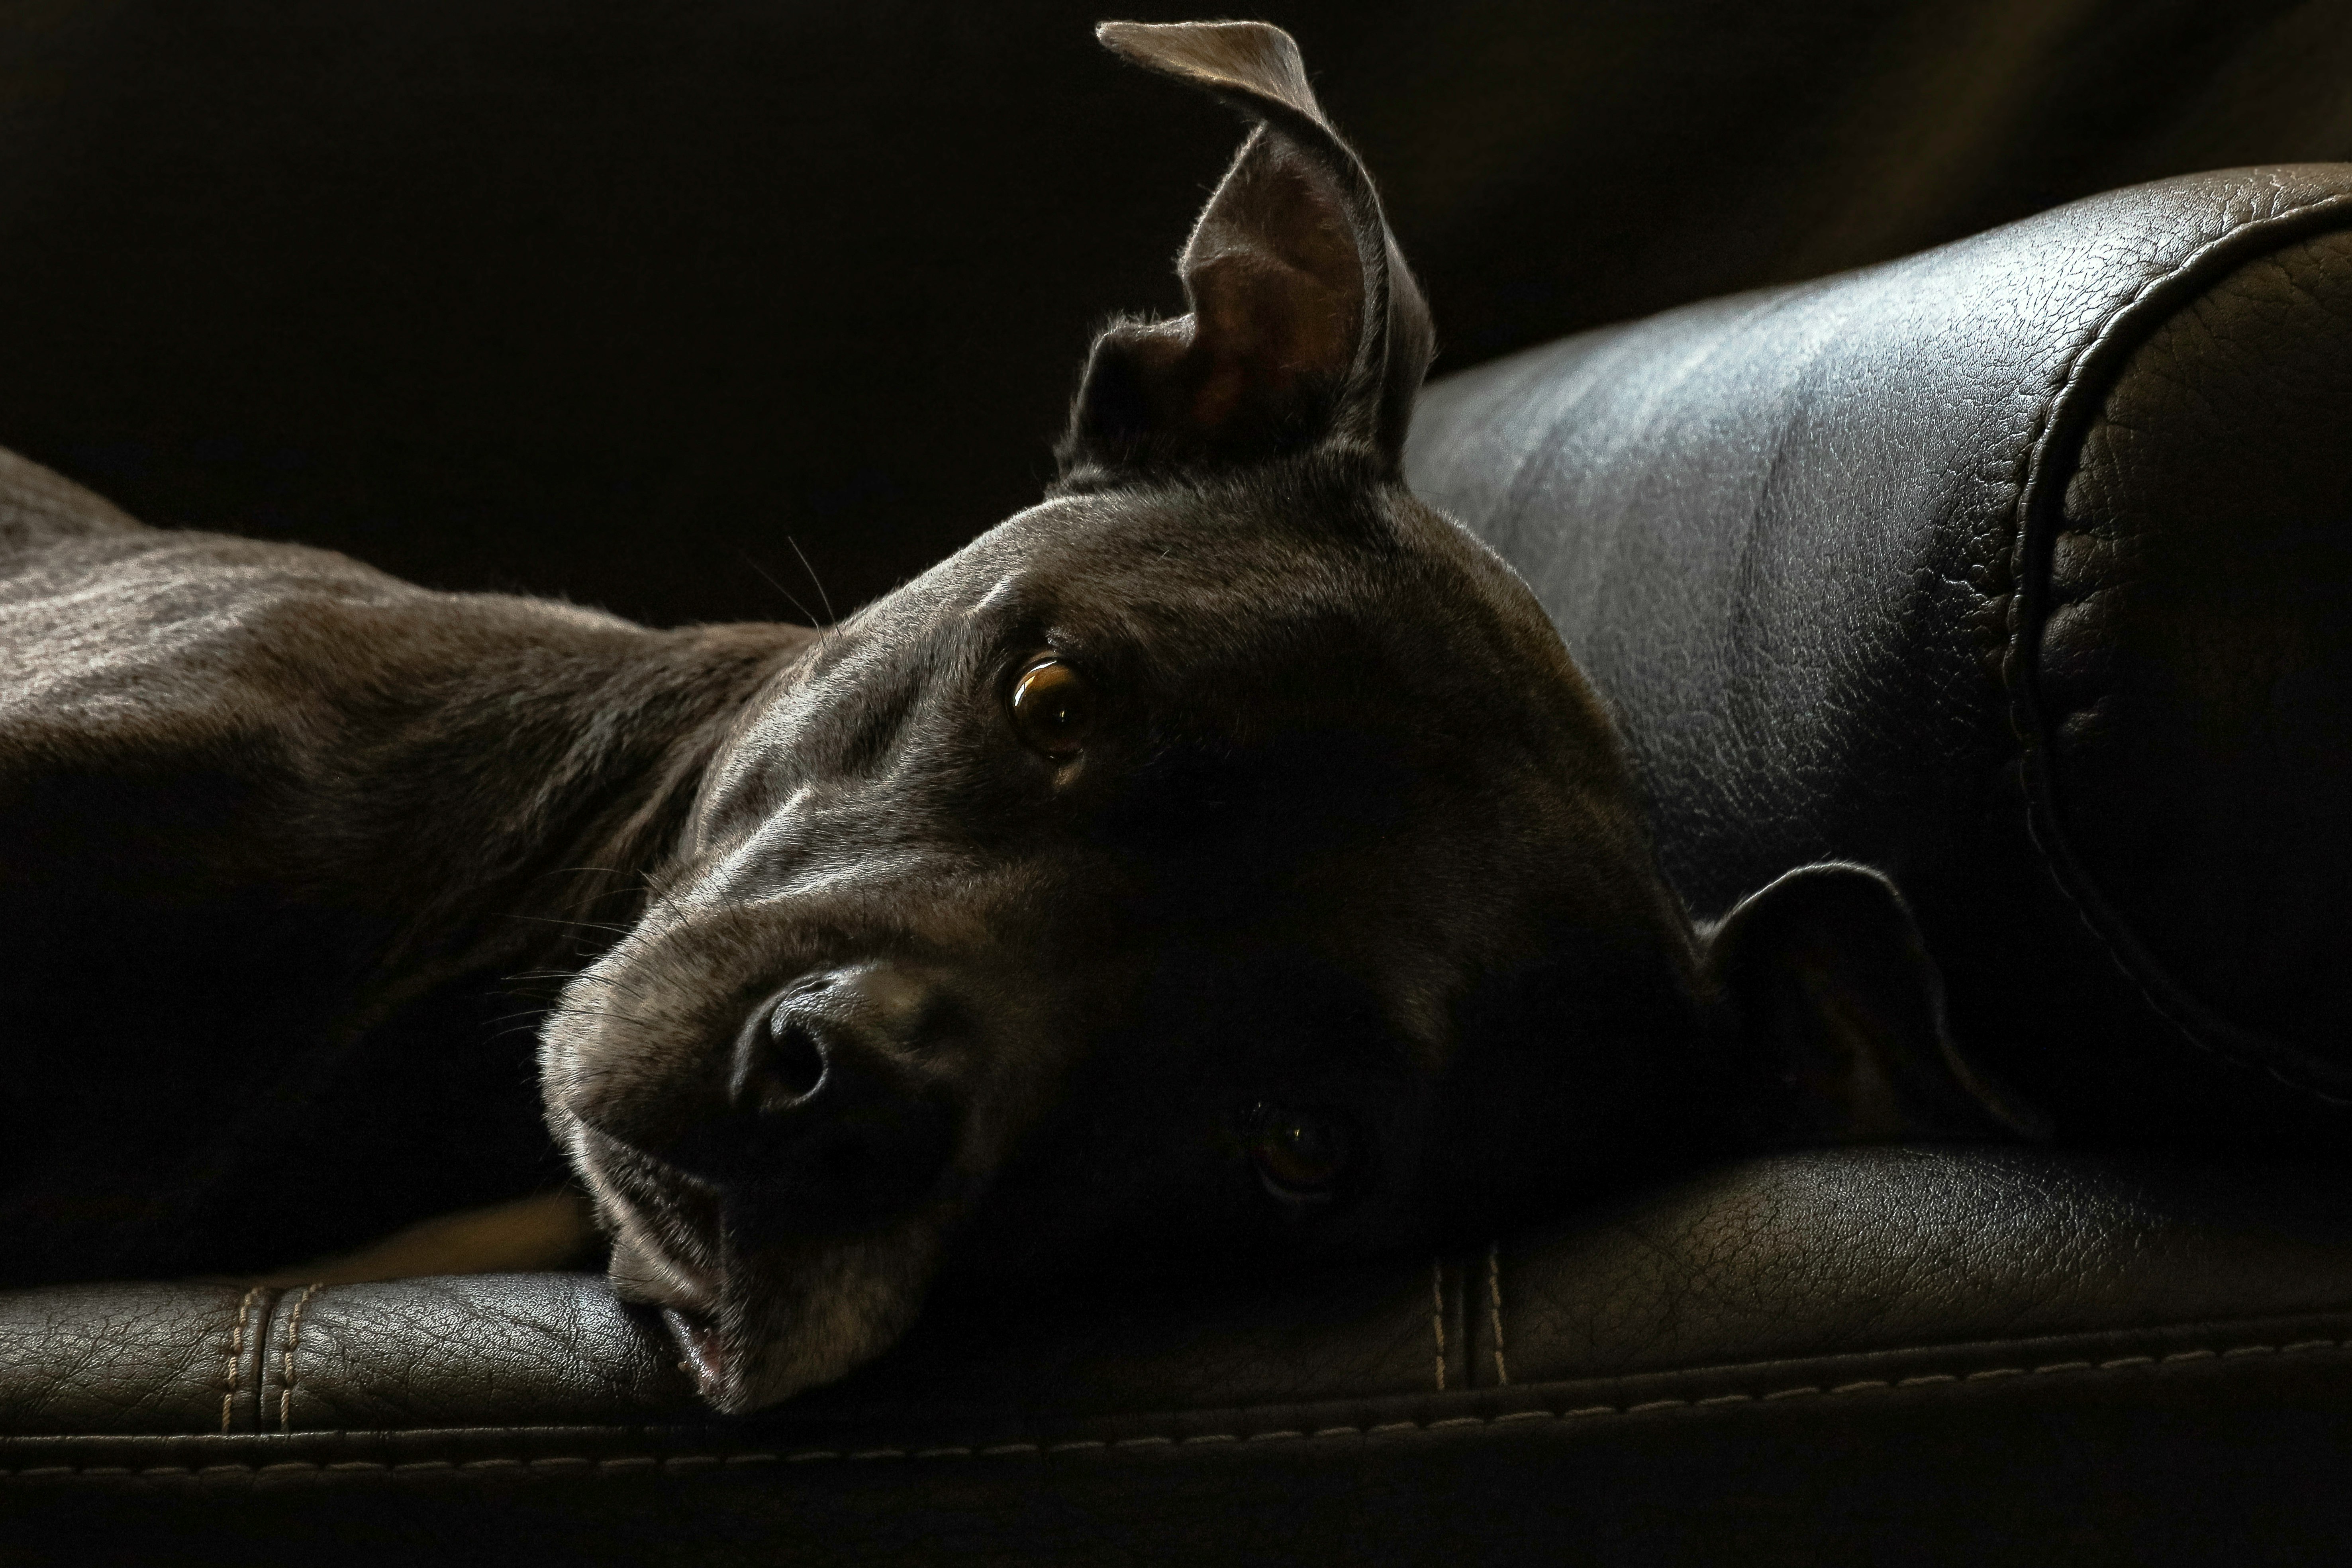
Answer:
[662,1306,730,1399]
[578,1127,727,1315]
[601,1176,737,1400]
[613,1221,721,1317]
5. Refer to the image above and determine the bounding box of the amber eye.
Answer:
[1009,657,1095,760]
[1247,1105,1352,1201]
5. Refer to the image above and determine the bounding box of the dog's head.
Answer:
[539,21,2021,1413]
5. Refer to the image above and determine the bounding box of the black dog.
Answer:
[0,21,2016,1412]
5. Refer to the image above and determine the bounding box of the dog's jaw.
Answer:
[567,1112,951,1412]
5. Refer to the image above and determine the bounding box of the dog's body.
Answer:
[0,447,805,1282]
[0,23,2014,1412]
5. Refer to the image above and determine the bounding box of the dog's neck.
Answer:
[356,617,819,1013]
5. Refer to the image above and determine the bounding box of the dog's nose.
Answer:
[710,966,959,1227]
[729,964,932,1114]
[731,995,833,1114]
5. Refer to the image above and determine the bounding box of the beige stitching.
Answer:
[1486,1241,1509,1387]
[218,1286,265,1436]
[278,1283,323,1433]
[14,1334,2347,1480]
[1430,1258,1446,1392]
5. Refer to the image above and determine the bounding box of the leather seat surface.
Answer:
[9,1147,2352,1564]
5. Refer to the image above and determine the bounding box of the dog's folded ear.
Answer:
[1057,20,1435,487]
[1703,863,2045,1146]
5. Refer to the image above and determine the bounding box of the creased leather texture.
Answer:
[1406,164,2352,1135]
[10,1149,2352,1565]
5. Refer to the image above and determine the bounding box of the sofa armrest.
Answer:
[1407,165,2352,1129]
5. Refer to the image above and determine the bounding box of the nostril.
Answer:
[730,996,831,1115]
[703,973,961,1217]
[767,1018,826,1100]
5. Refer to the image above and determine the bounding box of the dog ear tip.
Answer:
[1749,860,1912,920]
[1094,18,1312,105]
[1094,18,1176,64]
[1094,17,1294,47]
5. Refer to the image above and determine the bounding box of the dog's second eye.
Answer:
[1248,1105,1351,1201]
[1009,658,1095,760]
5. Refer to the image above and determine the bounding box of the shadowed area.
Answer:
[0,0,2342,627]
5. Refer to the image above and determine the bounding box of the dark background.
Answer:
[3,0,2347,628]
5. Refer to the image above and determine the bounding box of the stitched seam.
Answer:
[278,1284,323,1435]
[1429,1258,1446,1392]
[217,1287,265,1437]
[1487,1241,1508,1387]
[27,1335,2342,1479]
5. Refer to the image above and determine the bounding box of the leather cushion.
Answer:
[11,1147,2352,1438]
[9,1147,2352,1564]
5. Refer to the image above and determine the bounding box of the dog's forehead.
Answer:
[704,472,1643,896]
[953,482,1588,723]
[973,479,1673,971]
[973,487,1378,624]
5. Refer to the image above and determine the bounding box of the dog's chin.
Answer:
[601,1189,947,1415]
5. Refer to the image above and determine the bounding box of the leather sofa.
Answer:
[7,164,2350,1564]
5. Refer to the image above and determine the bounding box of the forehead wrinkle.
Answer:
[979,482,1445,683]
[962,567,1025,626]
[1082,551,1390,688]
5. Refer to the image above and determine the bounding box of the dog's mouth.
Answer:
[575,1123,954,1413]
[662,1304,730,1396]
[606,1193,741,1405]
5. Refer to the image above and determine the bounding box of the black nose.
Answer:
[711,966,960,1227]
[732,1001,831,1113]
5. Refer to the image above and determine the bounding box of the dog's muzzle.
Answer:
[713,967,960,1225]
[617,964,962,1228]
